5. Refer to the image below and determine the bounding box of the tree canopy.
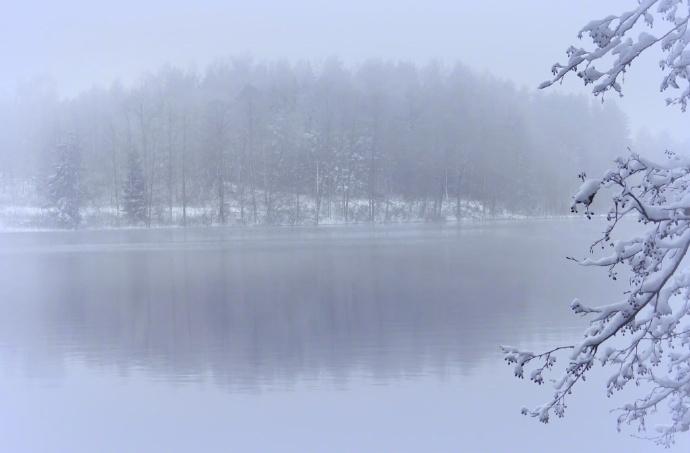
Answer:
[0,59,629,227]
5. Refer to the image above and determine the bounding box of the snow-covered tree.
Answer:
[47,139,81,228]
[122,150,147,225]
[503,1,690,446]
[0,58,633,226]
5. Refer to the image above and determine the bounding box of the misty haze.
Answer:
[2,1,690,452]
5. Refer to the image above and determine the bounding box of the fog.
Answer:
[3,1,688,230]
[2,2,690,452]
[1,0,687,139]
[0,58,632,228]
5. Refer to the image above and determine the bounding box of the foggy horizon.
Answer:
[2,0,688,141]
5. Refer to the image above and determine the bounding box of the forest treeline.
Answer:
[0,58,630,227]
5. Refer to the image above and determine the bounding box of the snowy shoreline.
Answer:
[0,204,579,233]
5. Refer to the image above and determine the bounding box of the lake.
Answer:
[0,220,686,452]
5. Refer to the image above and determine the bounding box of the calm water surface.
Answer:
[0,220,686,452]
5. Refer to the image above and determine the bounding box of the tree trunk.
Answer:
[314,160,321,225]
[181,116,188,227]
[455,171,462,220]
[167,109,174,224]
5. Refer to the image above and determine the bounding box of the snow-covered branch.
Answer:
[540,0,690,111]
[504,152,690,446]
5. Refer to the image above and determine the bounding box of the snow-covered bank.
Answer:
[0,198,567,232]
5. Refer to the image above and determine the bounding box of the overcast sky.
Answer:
[1,0,686,140]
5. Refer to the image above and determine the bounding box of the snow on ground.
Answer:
[0,198,559,231]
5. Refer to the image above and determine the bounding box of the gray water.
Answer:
[0,220,686,452]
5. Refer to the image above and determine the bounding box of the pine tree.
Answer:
[47,140,81,228]
[122,151,147,225]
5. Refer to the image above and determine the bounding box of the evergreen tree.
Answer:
[122,151,147,225]
[47,139,81,228]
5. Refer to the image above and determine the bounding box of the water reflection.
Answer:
[4,221,685,452]
[0,221,618,389]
